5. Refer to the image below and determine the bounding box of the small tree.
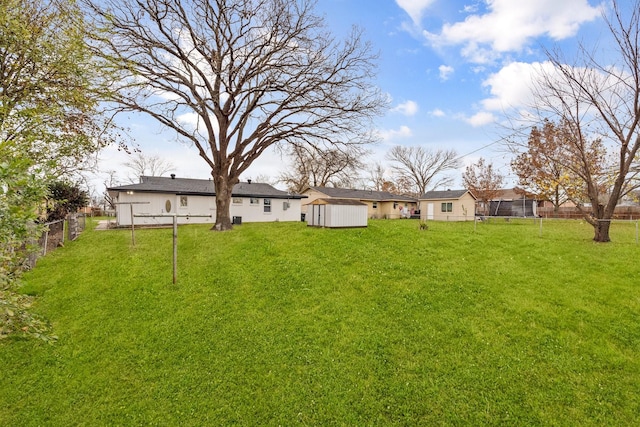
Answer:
[1,0,120,181]
[46,182,89,222]
[1,0,114,340]
[0,160,46,287]
[386,146,460,197]
[462,158,504,215]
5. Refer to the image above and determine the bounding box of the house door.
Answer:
[427,203,434,220]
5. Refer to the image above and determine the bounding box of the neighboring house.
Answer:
[307,198,368,228]
[107,175,306,226]
[419,190,476,221]
[301,186,418,219]
[485,188,539,217]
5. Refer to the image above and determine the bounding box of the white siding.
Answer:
[307,203,367,227]
[230,198,302,223]
[114,192,302,226]
[326,205,367,227]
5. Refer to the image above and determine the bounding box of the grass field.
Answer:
[2,218,639,425]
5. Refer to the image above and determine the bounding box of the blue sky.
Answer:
[93,0,607,192]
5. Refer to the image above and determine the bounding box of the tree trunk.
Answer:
[212,174,235,231]
[593,220,611,242]
[591,204,611,242]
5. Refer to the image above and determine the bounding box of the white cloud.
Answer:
[465,111,496,127]
[480,61,558,112]
[391,100,419,116]
[455,61,548,128]
[439,64,454,81]
[425,0,601,63]
[430,108,445,117]
[395,0,437,26]
[377,125,413,142]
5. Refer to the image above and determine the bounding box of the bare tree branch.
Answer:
[386,146,460,197]
[123,152,175,183]
[279,142,368,193]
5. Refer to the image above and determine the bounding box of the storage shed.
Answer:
[307,198,368,228]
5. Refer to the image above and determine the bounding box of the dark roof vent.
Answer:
[171,174,176,179]
[247,179,252,184]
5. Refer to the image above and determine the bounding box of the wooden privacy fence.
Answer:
[538,206,640,220]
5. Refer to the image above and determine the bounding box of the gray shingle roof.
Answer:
[308,186,417,202]
[108,176,305,199]
[420,189,474,200]
[307,198,367,206]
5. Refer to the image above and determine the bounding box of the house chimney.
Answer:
[247,179,252,184]
[171,174,176,179]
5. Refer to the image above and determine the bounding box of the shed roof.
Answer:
[420,189,474,200]
[307,198,367,206]
[108,176,305,199]
[306,186,417,202]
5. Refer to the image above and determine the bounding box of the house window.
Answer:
[250,197,259,205]
[233,197,243,204]
[372,202,378,209]
[180,196,188,207]
[264,198,271,213]
[441,202,452,212]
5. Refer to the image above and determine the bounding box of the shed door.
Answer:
[316,204,325,226]
[427,203,434,220]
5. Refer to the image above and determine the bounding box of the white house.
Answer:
[306,198,368,228]
[107,175,306,226]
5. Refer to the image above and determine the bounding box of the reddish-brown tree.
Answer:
[462,158,504,215]
[511,119,605,212]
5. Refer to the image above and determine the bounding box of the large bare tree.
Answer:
[516,0,640,242]
[85,0,386,230]
[279,143,367,193]
[386,146,460,197]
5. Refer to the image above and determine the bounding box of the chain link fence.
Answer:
[25,213,87,269]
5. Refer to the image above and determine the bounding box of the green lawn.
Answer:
[2,219,639,425]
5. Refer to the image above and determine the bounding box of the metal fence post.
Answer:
[539,217,543,237]
[173,215,178,285]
